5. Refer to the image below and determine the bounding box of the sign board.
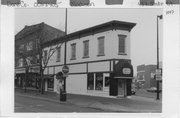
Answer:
[62,65,69,77]
[156,69,162,80]
[122,68,131,75]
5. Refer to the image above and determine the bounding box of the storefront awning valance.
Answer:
[36,74,54,79]
[44,74,54,79]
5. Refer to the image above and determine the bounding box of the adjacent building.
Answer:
[136,63,162,89]
[15,22,65,89]
[42,20,136,97]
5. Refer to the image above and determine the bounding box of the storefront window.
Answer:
[105,77,110,87]
[47,78,54,90]
[95,73,103,90]
[87,73,94,90]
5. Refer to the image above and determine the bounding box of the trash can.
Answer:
[60,90,66,101]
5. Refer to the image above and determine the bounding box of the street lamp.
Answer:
[59,8,68,102]
[156,15,162,100]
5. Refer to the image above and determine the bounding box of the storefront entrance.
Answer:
[109,59,133,97]
[118,79,125,96]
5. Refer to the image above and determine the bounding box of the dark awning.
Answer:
[37,74,54,79]
[114,59,133,77]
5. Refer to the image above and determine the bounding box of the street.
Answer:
[15,94,107,112]
[14,88,162,113]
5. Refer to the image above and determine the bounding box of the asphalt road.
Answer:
[135,89,162,99]
[15,95,107,112]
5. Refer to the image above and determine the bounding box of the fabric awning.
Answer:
[114,59,133,77]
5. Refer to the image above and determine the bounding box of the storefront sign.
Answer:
[122,68,131,75]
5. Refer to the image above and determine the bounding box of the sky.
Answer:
[15,8,163,74]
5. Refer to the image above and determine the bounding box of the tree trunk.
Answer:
[41,70,44,94]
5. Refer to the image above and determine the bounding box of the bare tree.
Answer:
[15,42,38,92]
[39,42,63,94]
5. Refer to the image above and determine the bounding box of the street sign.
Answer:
[156,69,162,80]
[62,65,69,77]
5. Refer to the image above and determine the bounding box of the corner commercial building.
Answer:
[43,20,136,97]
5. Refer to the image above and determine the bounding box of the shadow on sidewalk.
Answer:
[15,88,162,113]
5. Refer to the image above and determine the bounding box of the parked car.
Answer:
[147,87,162,93]
[147,87,157,92]
[131,88,136,95]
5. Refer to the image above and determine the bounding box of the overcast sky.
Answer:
[15,8,163,74]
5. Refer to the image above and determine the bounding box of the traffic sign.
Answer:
[62,65,69,77]
[156,69,162,80]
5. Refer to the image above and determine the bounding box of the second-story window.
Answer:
[26,41,34,51]
[83,40,89,58]
[97,36,105,56]
[71,43,76,60]
[56,47,61,62]
[118,35,126,54]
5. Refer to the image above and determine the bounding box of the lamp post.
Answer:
[156,15,162,100]
[60,8,68,102]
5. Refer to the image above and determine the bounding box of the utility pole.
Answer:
[60,8,68,101]
[64,8,67,92]
[156,15,162,100]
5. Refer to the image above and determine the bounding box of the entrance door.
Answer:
[118,79,124,96]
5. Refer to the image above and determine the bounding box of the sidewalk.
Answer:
[15,88,162,113]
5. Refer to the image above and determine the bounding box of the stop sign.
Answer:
[62,65,69,74]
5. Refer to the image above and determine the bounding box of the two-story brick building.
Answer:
[136,63,162,89]
[15,22,65,89]
[42,20,136,97]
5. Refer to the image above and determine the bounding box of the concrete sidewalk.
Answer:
[15,88,162,113]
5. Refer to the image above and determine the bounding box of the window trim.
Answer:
[97,36,105,57]
[70,43,76,60]
[83,40,90,58]
[118,34,127,55]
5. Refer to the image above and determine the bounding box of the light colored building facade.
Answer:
[43,20,136,97]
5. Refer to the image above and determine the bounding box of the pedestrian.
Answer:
[56,79,63,94]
